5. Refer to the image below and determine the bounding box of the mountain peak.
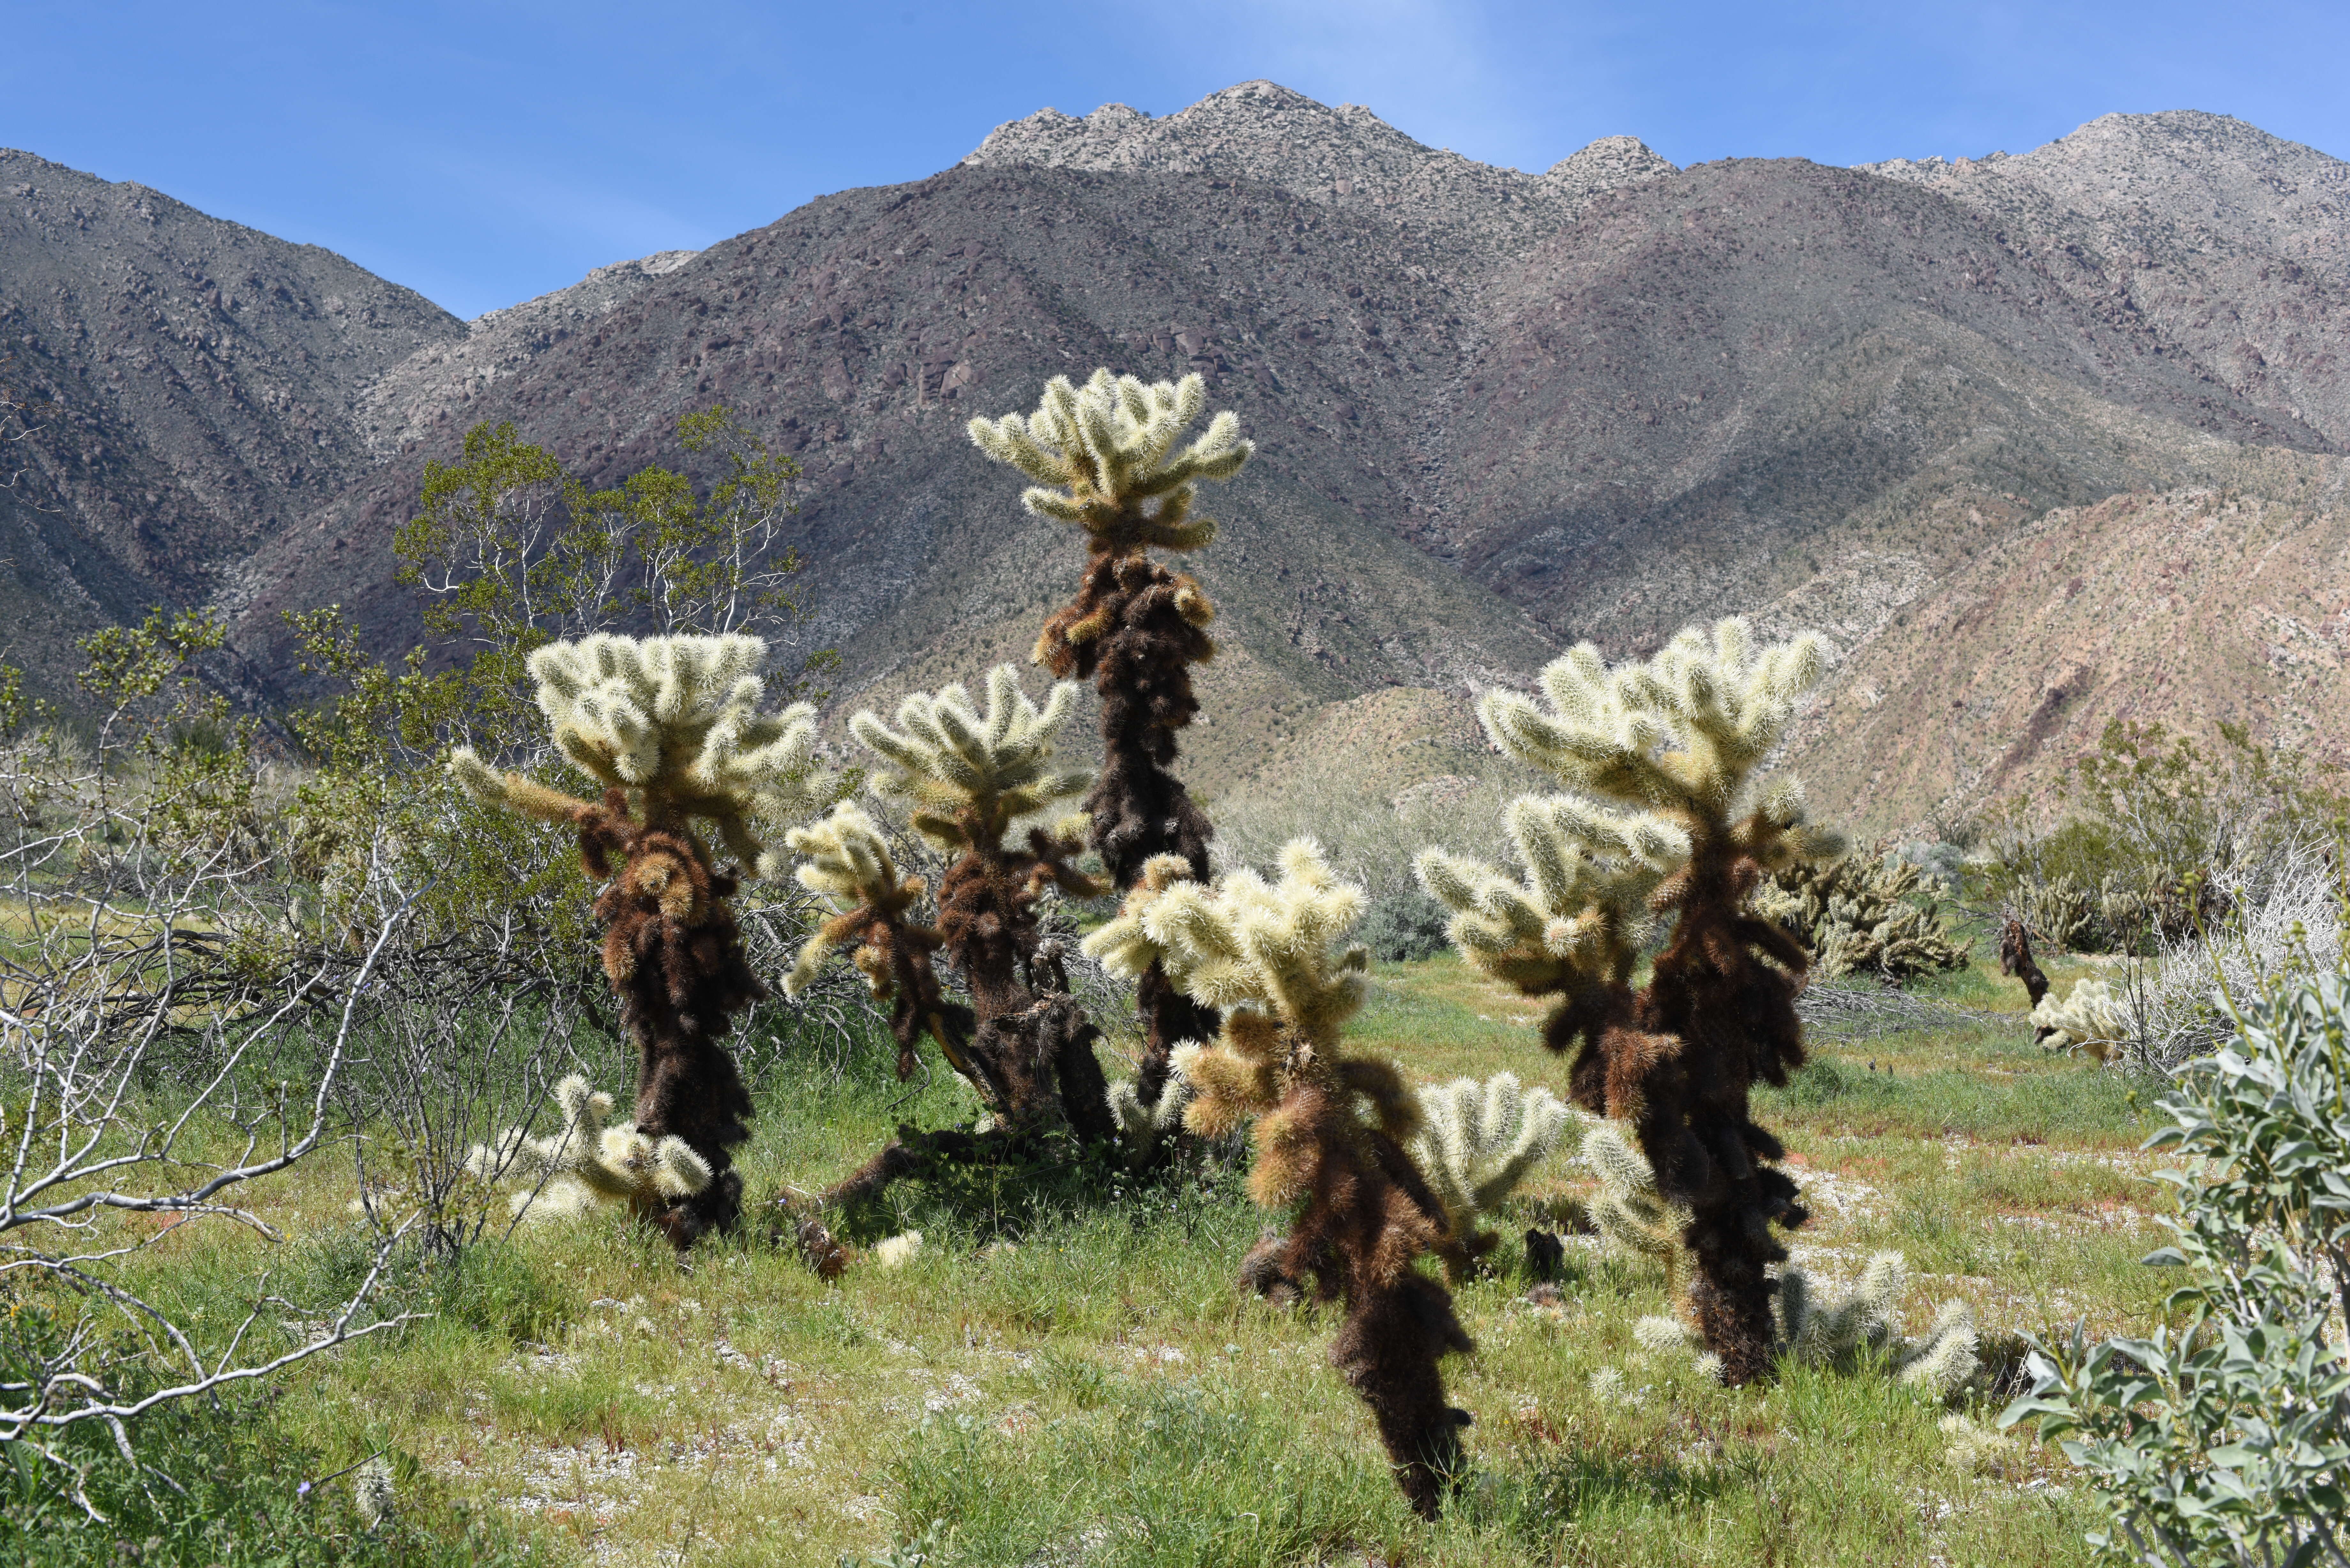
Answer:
[962,79,1425,179]
[963,80,1672,233]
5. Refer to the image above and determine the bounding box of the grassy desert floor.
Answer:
[30,946,2178,1567]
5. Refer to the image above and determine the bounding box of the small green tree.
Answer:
[388,409,817,749]
[1986,719,2343,954]
[284,411,828,986]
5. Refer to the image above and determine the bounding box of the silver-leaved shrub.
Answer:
[2004,965,2350,1567]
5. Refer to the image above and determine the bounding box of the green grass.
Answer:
[13,949,2179,1566]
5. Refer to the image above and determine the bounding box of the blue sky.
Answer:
[7,1,2346,319]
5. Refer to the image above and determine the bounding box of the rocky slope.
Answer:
[1773,454,2350,837]
[0,147,460,690]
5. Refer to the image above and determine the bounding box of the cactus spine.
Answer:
[1408,1073,1572,1274]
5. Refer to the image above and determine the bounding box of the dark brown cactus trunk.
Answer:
[1236,1061,1473,1519]
[1548,830,1813,1386]
[2001,918,2058,1045]
[575,791,764,1249]
[1036,552,1220,1106]
[934,833,1116,1142]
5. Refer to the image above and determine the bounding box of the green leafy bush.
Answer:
[2004,966,2350,1564]
[1985,720,2341,955]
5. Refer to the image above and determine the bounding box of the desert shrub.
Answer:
[1984,719,2341,954]
[1213,762,1545,906]
[1358,889,1452,961]
[0,620,447,1502]
[0,1370,530,1566]
[2005,964,2350,1565]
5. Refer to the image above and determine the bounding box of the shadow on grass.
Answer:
[1487,1444,1755,1541]
[1761,1052,2150,1143]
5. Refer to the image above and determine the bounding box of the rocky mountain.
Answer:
[6,86,2349,831]
[1863,112,2350,444]
[354,248,700,456]
[0,147,460,690]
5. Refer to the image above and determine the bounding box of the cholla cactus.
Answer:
[1759,855,1969,982]
[1107,1063,1195,1173]
[967,368,1250,556]
[2033,977,2132,1062]
[783,802,974,1082]
[1778,1253,1981,1397]
[468,1074,713,1222]
[850,665,1088,852]
[1087,840,1472,1519]
[872,1231,924,1269]
[970,371,1253,1117]
[1582,1121,1692,1304]
[1939,1412,2023,1478]
[1417,795,1685,1055]
[1634,1247,1981,1398]
[354,1456,396,1531]
[453,632,826,861]
[1416,618,1846,1386]
[789,665,1112,1206]
[449,633,824,1248]
[1408,1073,1573,1274]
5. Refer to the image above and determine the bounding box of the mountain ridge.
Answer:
[6,87,2349,831]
